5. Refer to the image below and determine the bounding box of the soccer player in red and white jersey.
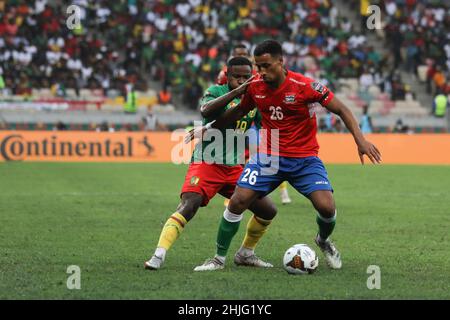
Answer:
[192,39,381,271]
[219,43,292,205]
[144,57,276,271]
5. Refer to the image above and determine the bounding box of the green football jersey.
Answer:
[191,84,260,166]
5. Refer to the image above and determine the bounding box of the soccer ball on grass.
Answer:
[283,244,318,275]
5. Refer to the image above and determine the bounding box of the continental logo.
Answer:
[0,134,154,161]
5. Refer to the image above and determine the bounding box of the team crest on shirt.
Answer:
[190,176,200,186]
[311,82,325,94]
[284,94,296,104]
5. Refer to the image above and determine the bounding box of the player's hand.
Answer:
[357,140,382,164]
[184,125,207,144]
[234,75,262,96]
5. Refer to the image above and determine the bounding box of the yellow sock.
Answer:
[242,215,272,250]
[157,212,187,250]
[279,181,288,191]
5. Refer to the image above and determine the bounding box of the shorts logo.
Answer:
[315,181,329,185]
[284,94,296,103]
[190,176,200,186]
[311,82,325,94]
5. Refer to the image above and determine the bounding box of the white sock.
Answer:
[238,246,254,257]
[214,254,226,264]
[154,247,166,260]
[223,208,243,222]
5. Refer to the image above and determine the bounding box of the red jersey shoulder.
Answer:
[289,71,334,105]
[287,71,309,87]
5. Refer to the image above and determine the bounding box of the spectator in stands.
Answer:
[333,119,345,133]
[35,122,46,131]
[359,68,374,93]
[318,118,328,133]
[0,0,388,107]
[432,92,448,118]
[53,121,67,131]
[391,71,406,101]
[324,111,335,132]
[124,83,137,114]
[141,112,167,131]
[182,80,203,111]
[393,118,411,133]
[432,66,446,96]
[380,0,448,101]
[158,86,172,106]
[96,121,115,132]
[0,71,4,94]
[426,61,437,94]
[120,123,134,132]
[1,0,443,124]
[359,0,370,34]
[360,105,373,134]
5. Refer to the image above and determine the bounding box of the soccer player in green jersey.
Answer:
[145,57,277,270]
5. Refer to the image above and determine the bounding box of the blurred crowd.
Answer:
[0,0,448,109]
[357,0,449,97]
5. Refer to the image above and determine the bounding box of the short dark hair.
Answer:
[253,39,283,57]
[233,43,248,50]
[227,56,253,69]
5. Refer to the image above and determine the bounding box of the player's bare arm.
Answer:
[200,75,256,118]
[185,103,247,143]
[186,74,261,143]
[325,97,382,164]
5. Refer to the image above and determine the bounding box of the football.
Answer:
[283,244,319,275]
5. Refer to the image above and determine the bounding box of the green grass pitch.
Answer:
[1,162,449,299]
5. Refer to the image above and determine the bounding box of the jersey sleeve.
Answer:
[199,85,226,122]
[240,89,255,113]
[304,80,335,106]
[199,85,221,107]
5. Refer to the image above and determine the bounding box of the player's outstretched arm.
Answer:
[185,105,247,143]
[200,75,256,118]
[325,97,382,164]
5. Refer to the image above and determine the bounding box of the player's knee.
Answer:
[228,194,250,213]
[316,203,336,219]
[178,195,202,221]
[263,202,277,220]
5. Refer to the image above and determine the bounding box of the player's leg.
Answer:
[194,186,260,271]
[308,190,341,269]
[308,190,336,242]
[145,192,203,270]
[279,181,291,204]
[145,163,222,270]
[194,159,281,271]
[288,156,341,269]
[234,196,277,267]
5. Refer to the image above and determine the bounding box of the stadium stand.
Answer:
[0,0,448,132]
